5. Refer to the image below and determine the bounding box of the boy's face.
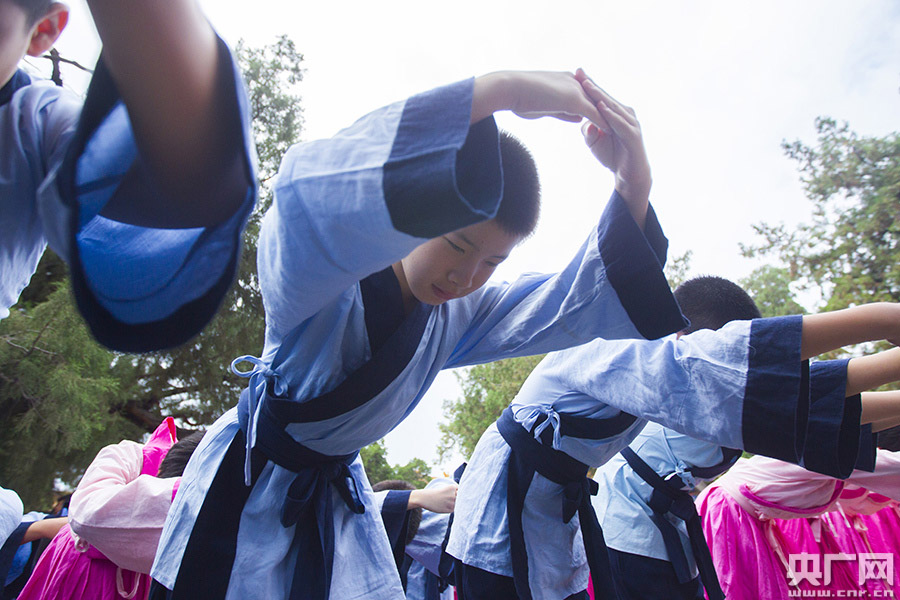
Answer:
[0,2,32,86]
[399,219,520,305]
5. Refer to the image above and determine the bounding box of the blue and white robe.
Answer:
[448,318,869,600]
[593,358,868,578]
[0,36,256,352]
[151,77,685,599]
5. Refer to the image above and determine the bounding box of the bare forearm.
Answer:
[861,391,900,427]
[471,72,513,124]
[22,517,68,543]
[801,303,900,360]
[87,0,244,226]
[846,348,900,396]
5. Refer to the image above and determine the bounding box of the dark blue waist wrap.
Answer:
[497,407,632,600]
[236,387,363,600]
[620,447,734,600]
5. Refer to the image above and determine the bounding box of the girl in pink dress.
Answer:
[18,419,203,600]
[698,443,900,600]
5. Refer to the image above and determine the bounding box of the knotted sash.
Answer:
[619,446,739,600]
[497,407,637,600]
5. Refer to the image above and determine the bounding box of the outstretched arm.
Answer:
[861,391,900,431]
[846,347,900,396]
[86,0,244,228]
[408,483,458,514]
[801,303,900,360]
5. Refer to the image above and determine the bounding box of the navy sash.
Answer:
[434,462,467,591]
[619,446,738,600]
[497,407,637,600]
[166,269,434,600]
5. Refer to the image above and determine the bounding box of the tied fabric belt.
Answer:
[497,407,635,600]
[620,447,726,600]
[235,388,364,600]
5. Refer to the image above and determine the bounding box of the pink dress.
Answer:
[697,452,900,600]
[18,419,178,600]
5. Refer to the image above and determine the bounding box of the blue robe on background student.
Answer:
[448,320,869,600]
[373,478,456,600]
[0,35,256,352]
[151,77,685,600]
[592,359,865,600]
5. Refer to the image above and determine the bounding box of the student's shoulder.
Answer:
[4,78,81,145]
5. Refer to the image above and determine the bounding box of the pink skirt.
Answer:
[17,524,150,600]
[697,487,805,600]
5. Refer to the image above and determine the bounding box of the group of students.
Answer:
[3,0,900,598]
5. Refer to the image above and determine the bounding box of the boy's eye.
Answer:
[485,261,500,268]
[444,237,464,253]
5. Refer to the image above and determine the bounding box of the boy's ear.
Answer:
[26,3,69,57]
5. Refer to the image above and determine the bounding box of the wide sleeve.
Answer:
[259,78,503,335]
[444,193,687,367]
[0,487,23,544]
[36,35,257,352]
[800,359,874,478]
[68,440,177,573]
[526,316,809,461]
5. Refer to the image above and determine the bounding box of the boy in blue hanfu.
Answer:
[150,73,688,600]
[592,284,900,600]
[0,0,256,351]
[448,276,900,600]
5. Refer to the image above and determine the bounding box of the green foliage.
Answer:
[360,440,431,488]
[739,265,807,318]
[438,355,544,461]
[741,118,900,310]
[665,250,693,290]
[0,284,141,508]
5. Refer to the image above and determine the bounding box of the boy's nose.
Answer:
[447,265,475,289]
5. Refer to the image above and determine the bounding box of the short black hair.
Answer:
[494,130,540,239]
[371,479,421,544]
[157,431,206,478]
[674,276,761,334]
[10,0,54,27]
[877,425,900,453]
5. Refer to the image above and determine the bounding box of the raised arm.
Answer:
[85,0,244,227]
[861,391,900,431]
[471,70,606,125]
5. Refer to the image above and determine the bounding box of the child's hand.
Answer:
[409,483,458,513]
[576,70,652,215]
[471,71,608,127]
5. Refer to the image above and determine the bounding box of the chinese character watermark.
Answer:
[786,553,895,598]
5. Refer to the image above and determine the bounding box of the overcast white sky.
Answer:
[35,0,900,474]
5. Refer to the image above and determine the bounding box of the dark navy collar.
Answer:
[0,69,32,108]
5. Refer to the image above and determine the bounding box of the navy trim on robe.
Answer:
[801,359,867,478]
[384,79,502,238]
[857,424,876,472]
[359,266,406,354]
[0,69,31,107]
[165,430,265,600]
[741,315,809,463]
[597,193,688,340]
[380,490,413,571]
[266,300,433,423]
[0,521,31,591]
[56,36,254,353]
